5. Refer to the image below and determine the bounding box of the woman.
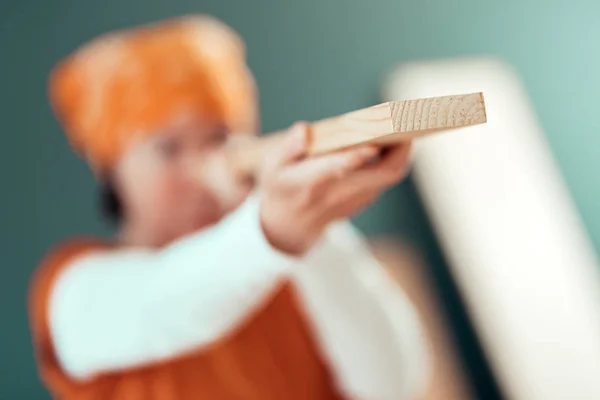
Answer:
[29,15,429,400]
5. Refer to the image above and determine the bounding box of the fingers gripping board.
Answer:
[227,92,486,174]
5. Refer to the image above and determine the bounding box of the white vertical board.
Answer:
[383,57,600,400]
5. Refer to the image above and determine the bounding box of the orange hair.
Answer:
[48,15,258,172]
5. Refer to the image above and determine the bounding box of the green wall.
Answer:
[2,0,598,398]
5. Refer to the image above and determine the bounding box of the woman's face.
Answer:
[113,112,254,245]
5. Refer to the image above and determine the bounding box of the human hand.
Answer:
[258,122,412,256]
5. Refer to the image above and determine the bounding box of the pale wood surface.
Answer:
[387,57,600,400]
[311,92,486,154]
[227,92,486,174]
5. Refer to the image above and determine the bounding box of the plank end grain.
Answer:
[389,92,486,135]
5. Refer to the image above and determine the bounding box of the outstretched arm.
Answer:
[294,221,430,400]
[48,194,296,381]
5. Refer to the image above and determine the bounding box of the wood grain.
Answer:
[226,92,486,174]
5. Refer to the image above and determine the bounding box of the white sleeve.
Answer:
[293,221,430,400]
[48,193,298,381]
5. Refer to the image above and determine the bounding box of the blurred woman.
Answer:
[29,15,429,400]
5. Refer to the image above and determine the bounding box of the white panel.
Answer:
[382,57,600,400]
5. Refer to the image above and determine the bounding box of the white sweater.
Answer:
[48,193,429,400]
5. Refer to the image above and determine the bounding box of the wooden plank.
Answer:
[227,92,486,174]
[310,92,486,154]
[385,56,600,400]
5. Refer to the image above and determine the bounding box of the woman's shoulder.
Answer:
[28,236,114,353]
[29,236,113,304]
[37,236,114,273]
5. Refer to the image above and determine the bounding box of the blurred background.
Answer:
[2,0,600,399]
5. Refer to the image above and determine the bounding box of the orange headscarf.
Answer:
[48,15,258,172]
